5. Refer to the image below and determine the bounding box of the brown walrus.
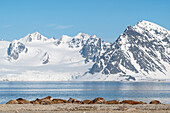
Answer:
[53,99,69,104]
[68,98,82,104]
[121,100,145,105]
[16,98,30,104]
[150,100,161,104]
[106,100,120,104]
[82,100,91,104]
[6,100,18,104]
[89,97,106,104]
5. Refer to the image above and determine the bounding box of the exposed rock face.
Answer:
[89,20,170,80]
[121,100,146,105]
[41,52,50,64]
[7,41,28,60]
[150,100,161,104]
[80,35,111,63]
[89,97,106,104]
[54,33,89,48]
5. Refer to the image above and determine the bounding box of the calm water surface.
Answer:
[1,81,170,104]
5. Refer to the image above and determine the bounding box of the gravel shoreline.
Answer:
[1,104,170,113]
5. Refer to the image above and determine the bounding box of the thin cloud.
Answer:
[2,24,14,28]
[47,24,56,27]
[55,25,73,29]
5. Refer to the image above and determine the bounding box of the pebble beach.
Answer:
[1,104,170,113]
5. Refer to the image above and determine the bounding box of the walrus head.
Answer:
[45,96,53,100]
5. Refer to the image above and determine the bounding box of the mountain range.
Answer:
[0,20,169,81]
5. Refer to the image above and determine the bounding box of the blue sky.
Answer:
[0,0,170,42]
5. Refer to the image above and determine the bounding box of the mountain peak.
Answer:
[74,32,89,38]
[31,32,41,35]
[138,20,152,24]
[73,33,91,41]
[76,32,83,36]
[91,34,97,38]
[124,25,133,31]
[134,20,168,32]
[19,32,48,43]
[136,20,159,27]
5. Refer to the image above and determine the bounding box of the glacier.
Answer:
[0,20,169,81]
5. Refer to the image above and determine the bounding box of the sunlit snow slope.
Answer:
[0,32,110,81]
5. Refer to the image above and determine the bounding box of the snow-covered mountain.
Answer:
[0,32,111,81]
[0,20,169,81]
[81,20,170,81]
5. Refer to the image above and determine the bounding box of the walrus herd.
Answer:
[6,96,162,105]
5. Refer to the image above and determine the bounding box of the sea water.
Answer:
[1,81,170,104]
